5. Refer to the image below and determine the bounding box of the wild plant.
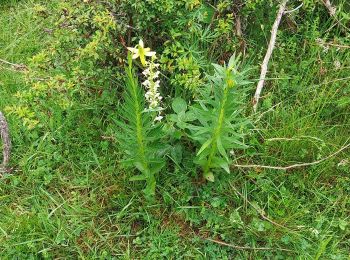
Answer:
[116,40,165,196]
[170,55,251,181]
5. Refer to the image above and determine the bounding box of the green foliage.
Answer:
[1,0,350,258]
[6,0,125,131]
[116,56,165,196]
[170,55,251,181]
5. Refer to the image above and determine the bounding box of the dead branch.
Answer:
[229,183,297,231]
[233,141,350,170]
[235,15,243,37]
[253,0,288,112]
[0,111,11,173]
[0,58,27,72]
[321,0,336,16]
[205,238,293,252]
[284,3,303,14]
[254,101,282,122]
[233,2,247,55]
[315,39,350,49]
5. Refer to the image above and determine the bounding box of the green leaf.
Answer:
[150,161,165,175]
[130,175,147,181]
[217,137,228,161]
[172,97,187,114]
[200,4,215,24]
[212,157,230,173]
[197,139,212,156]
[219,160,230,173]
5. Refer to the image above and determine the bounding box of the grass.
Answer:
[0,0,349,259]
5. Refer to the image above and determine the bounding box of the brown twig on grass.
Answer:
[321,0,336,16]
[232,141,350,171]
[205,238,294,252]
[0,58,27,72]
[0,111,11,174]
[253,0,288,112]
[229,183,295,231]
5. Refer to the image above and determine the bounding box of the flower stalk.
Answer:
[127,39,163,121]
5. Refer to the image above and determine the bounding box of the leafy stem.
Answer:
[128,65,149,173]
[203,78,230,177]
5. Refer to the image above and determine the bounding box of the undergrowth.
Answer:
[0,0,349,258]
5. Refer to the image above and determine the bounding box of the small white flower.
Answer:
[338,159,348,167]
[154,115,163,121]
[310,228,319,237]
[142,69,150,76]
[334,60,341,69]
[153,71,160,78]
[142,80,150,87]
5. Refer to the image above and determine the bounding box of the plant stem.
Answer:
[203,82,229,175]
[127,67,149,175]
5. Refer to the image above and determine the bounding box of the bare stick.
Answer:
[229,183,296,231]
[254,101,282,122]
[235,14,243,37]
[284,3,303,14]
[0,58,27,71]
[233,141,350,170]
[0,111,11,173]
[205,238,293,252]
[321,0,336,16]
[253,0,288,112]
[315,39,350,49]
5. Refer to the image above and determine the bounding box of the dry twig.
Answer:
[0,111,11,173]
[321,0,336,16]
[229,183,296,231]
[233,141,350,170]
[284,3,303,14]
[0,58,27,72]
[205,238,293,252]
[253,0,288,112]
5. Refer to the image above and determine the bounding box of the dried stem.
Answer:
[0,111,11,173]
[321,0,336,16]
[253,0,288,112]
[229,183,296,231]
[205,238,293,252]
[0,58,27,71]
[233,141,350,170]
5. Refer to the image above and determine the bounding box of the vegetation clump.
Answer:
[0,0,349,258]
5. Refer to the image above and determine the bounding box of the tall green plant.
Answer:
[170,55,251,181]
[116,54,165,196]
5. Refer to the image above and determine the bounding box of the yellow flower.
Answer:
[127,39,156,67]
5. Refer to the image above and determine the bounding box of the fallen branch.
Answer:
[253,0,288,112]
[266,135,325,143]
[315,39,350,49]
[233,141,350,170]
[0,111,11,173]
[284,3,303,14]
[0,58,27,71]
[229,183,296,231]
[321,0,336,16]
[254,101,282,122]
[205,238,293,252]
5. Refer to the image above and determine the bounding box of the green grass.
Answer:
[0,0,349,259]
